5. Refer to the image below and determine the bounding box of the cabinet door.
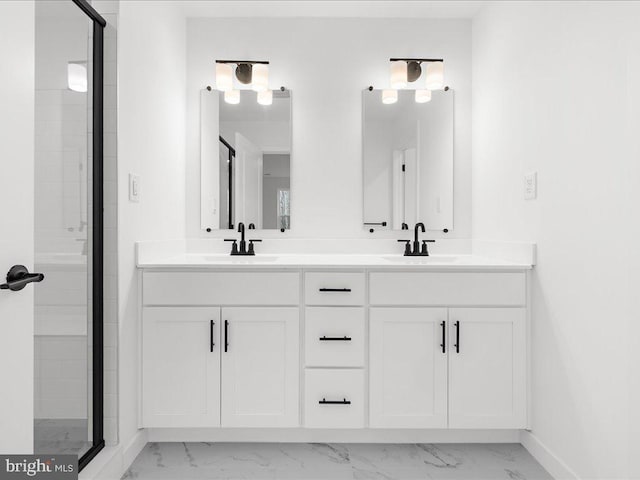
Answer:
[369,308,447,428]
[142,307,220,427]
[448,308,526,428]
[221,307,299,427]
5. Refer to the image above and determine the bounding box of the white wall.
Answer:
[186,17,471,238]
[472,2,639,478]
[118,0,186,451]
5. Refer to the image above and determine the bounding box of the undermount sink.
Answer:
[382,255,460,264]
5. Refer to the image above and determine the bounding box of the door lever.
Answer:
[0,265,44,292]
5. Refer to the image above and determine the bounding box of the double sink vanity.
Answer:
[137,68,532,442]
[137,235,532,439]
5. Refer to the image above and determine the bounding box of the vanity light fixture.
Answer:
[215,60,275,104]
[425,61,445,90]
[252,64,269,92]
[390,61,408,89]
[388,58,443,87]
[382,89,398,104]
[67,61,87,93]
[215,62,233,91]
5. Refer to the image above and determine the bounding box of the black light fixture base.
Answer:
[235,63,253,84]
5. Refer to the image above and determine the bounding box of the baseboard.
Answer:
[520,430,579,480]
[147,428,520,444]
[79,429,148,480]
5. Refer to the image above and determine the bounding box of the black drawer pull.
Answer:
[319,288,352,292]
[454,320,460,353]
[224,320,229,353]
[319,336,352,341]
[319,398,351,405]
[210,320,215,352]
[440,321,445,354]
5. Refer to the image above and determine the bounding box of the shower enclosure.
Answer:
[33,0,105,469]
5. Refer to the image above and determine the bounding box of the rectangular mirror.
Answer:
[362,89,453,231]
[201,89,292,231]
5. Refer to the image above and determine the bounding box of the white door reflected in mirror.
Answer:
[201,89,292,231]
[362,89,453,232]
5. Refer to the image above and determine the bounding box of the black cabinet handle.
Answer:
[210,320,215,352]
[319,288,351,292]
[454,320,460,353]
[224,320,229,353]
[319,398,351,405]
[440,321,446,353]
[319,336,352,341]
[0,265,44,292]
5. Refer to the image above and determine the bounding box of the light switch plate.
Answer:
[524,172,537,200]
[129,173,140,202]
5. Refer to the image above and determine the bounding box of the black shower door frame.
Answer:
[71,0,106,471]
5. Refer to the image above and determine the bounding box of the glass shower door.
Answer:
[33,0,105,467]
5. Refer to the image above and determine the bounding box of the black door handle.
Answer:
[319,288,351,292]
[224,320,229,353]
[0,265,44,292]
[210,320,215,352]
[319,398,351,405]
[319,336,352,341]
[440,321,446,353]
[454,320,460,353]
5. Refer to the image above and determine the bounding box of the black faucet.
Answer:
[238,222,246,253]
[224,222,262,256]
[397,222,435,256]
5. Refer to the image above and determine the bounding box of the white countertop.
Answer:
[137,253,532,270]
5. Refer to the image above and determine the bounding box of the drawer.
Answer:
[304,272,365,306]
[305,308,365,367]
[369,272,526,306]
[304,369,364,428]
[143,271,300,306]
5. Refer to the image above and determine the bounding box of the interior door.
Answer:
[234,132,263,228]
[448,308,527,428]
[221,307,299,427]
[369,308,448,428]
[0,0,35,453]
[142,307,221,427]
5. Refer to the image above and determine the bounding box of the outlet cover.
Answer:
[524,172,537,200]
[129,173,140,202]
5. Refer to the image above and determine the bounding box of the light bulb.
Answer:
[224,90,240,104]
[415,89,432,103]
[390,61,407,89]
[425,61,444,90]
[257,89,273,106]
[382,89,398,104]
[68,62,87,93]
[216,62,233,91]
[252,64,269,92]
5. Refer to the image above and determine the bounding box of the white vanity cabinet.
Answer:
[221,307,299,427]
[141,307,221,427]
[369,308,448,428]
[369,271,528,430]
[448,308,527,428]
[139,263,530,435]
[140,271,301,429]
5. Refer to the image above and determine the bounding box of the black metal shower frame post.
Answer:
[71,0,106,472]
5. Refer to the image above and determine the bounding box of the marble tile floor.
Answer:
[34,418,92,457]
[122,442,552,480]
